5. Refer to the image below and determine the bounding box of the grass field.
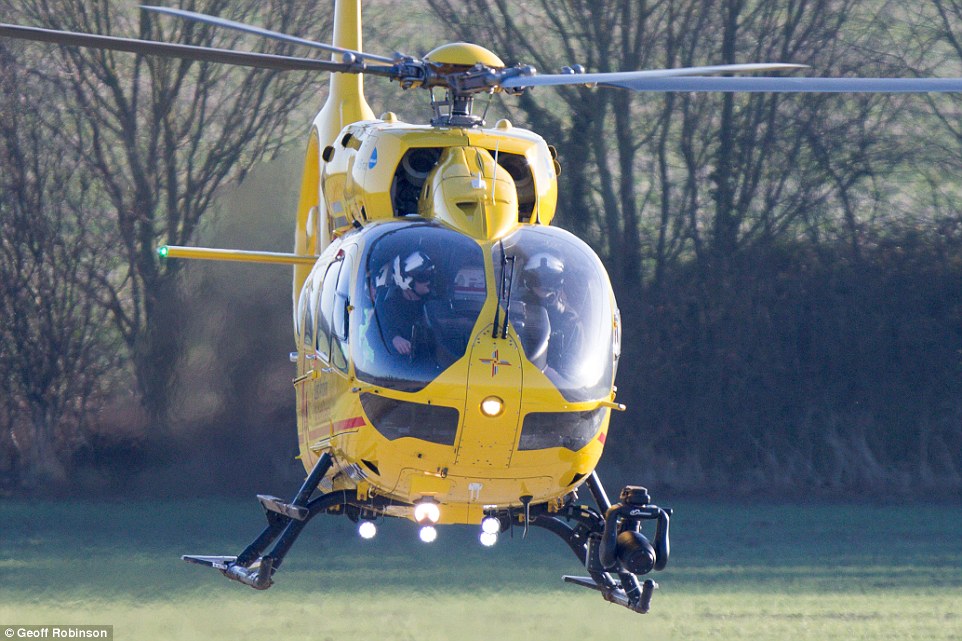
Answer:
[1,497,959,640]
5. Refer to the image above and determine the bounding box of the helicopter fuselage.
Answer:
[293,117,622,525]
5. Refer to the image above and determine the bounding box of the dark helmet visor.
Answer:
[528,269,563,290]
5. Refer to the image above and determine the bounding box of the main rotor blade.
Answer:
[0,23,397,76]
[501,63,809,89]
[140,5,395,64]
[603,76,962,93]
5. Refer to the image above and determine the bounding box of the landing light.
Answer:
[481,516,501,535]
[419,526,438,543]
[414,501,441,525]
[479,531,498,547]
[358,521,377,540]
[480,396,504,417]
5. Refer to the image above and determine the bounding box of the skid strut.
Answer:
[183,460,671,613]
[183,452,348,590]
[529,473,671,614]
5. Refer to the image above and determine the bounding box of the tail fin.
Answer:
[293,0,374,300]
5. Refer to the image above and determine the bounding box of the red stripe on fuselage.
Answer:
[333,416,366,433]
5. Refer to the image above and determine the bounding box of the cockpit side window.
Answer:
[494,226,615,402]
[297,278,315,351]
[316,258,341,362]
[331,247,355,372]
[353,223,487,392]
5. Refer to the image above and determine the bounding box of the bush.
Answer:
[612,227,962,497]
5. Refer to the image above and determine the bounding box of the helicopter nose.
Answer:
[454,330,523,468]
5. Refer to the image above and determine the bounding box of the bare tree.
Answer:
[906,1,962,224]
[424,0,908,283]
[0,46,119,487]
[423,0,665,289]
[3,0,332,431]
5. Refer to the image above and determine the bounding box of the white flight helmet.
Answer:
[393,250,436,291]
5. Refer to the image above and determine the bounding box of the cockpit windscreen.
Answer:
[353,222,488,392]
[494,226,616,402]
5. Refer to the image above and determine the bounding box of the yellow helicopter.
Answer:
[5,0,962,615]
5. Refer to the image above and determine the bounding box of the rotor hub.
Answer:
[423,42,505,70]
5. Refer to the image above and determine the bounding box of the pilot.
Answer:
[380,250,436,356]
[520,252,583,380]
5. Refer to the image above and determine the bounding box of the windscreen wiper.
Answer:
[492,240,516,339]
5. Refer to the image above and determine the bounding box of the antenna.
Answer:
[492,141,499,204]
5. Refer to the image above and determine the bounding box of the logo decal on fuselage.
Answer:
[479,349,512,377]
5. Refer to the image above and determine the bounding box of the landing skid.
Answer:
[183,458,671,613]
[182,452,346,590]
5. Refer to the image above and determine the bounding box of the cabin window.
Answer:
[316,258,341,362]
[297,279,315,350]
[331,247,355,372]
